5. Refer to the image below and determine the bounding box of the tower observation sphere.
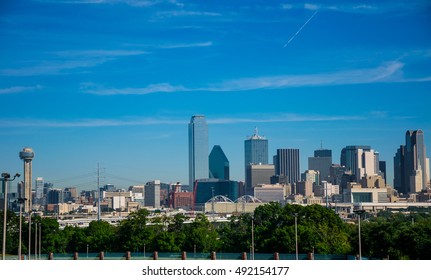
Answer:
[19,147,35,161]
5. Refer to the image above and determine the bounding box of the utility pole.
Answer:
[97,163,101,222]
[1,172,20,260]
[17,197,27,260]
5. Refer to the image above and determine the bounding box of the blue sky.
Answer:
[1,0,430,191]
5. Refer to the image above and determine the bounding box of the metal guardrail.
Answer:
[3,252,357,260]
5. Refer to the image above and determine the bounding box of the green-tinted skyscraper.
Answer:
[209,145,230,180]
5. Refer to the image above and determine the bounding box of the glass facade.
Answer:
[244,139,268,167]
[244,128,268,186]
[195,178,239,204]
[398,130,429,193]
[209,145,230,180]
[352,192,372,203]
[189,116,209,188]
[340,145,372,181]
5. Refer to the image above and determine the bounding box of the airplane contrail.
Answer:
[283,10,318,48]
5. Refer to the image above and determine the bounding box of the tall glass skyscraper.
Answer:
[244,127,268,167]
[189,115,209,188]
[244,128,268,186]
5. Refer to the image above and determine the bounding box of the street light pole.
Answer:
[250,217,255,260]
[17,198,27,260]
[295,215,298,260]
[34,221,38,260]
[39,222,41,260]
[1,172,20,260]
[354,209,365,260]
[28,210,32,260]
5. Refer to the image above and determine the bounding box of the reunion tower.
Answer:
[19,147,35,212]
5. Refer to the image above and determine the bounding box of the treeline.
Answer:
[1,203,430,259]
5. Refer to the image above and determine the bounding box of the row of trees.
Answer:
[1,203,430,259]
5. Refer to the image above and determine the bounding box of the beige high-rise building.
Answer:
[19,147,35,212]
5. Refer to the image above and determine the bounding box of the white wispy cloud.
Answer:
[159,41,213,49]
[0,85,42,95]
[0,117,186,128]
[208,114,365,124]
[0,113,369,128]
[39,0,183,7]
[304,3,320,11]
[83,61,431,95]
[0,58,109,76]
[0,49,147,76]
[156,10,222,17]
[52,49,148,57]
[280,1,429,14]
[207,62,408,91]
[81,83,190,95]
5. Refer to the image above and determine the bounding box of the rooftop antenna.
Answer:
[321,140,323,150]
[254,127,258,137]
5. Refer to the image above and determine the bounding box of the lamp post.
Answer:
[17,197,27,260]
[295,214,298,260]
[34,221,38,260]
[1,172,20,260]
[251,217,255,260]
[39,222,41,260]
[353,209,365,260]
[28,210,32,260]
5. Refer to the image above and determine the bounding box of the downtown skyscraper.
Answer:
[188,115,209,188]
[244,127,268,167]
[308,148,332,184]
[394,130,430,194]
[244,128,268,186]
[340,145,379,182]
[274,148,300,185]
[209,145,230,180]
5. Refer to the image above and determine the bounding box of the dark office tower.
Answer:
[246,164,275,189]
[314,149,332,158]
[209,145,230,180]
[244,128,268,185]
[308,149,332,183]
[403,130,429,193]
[393,146,406,194]
[189,115,209,188]
[274,148,300,185]
[379,161,387,182]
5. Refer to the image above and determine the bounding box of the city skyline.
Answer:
[0,0,430,190]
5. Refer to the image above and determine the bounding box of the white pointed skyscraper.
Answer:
[188,115,209,188]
